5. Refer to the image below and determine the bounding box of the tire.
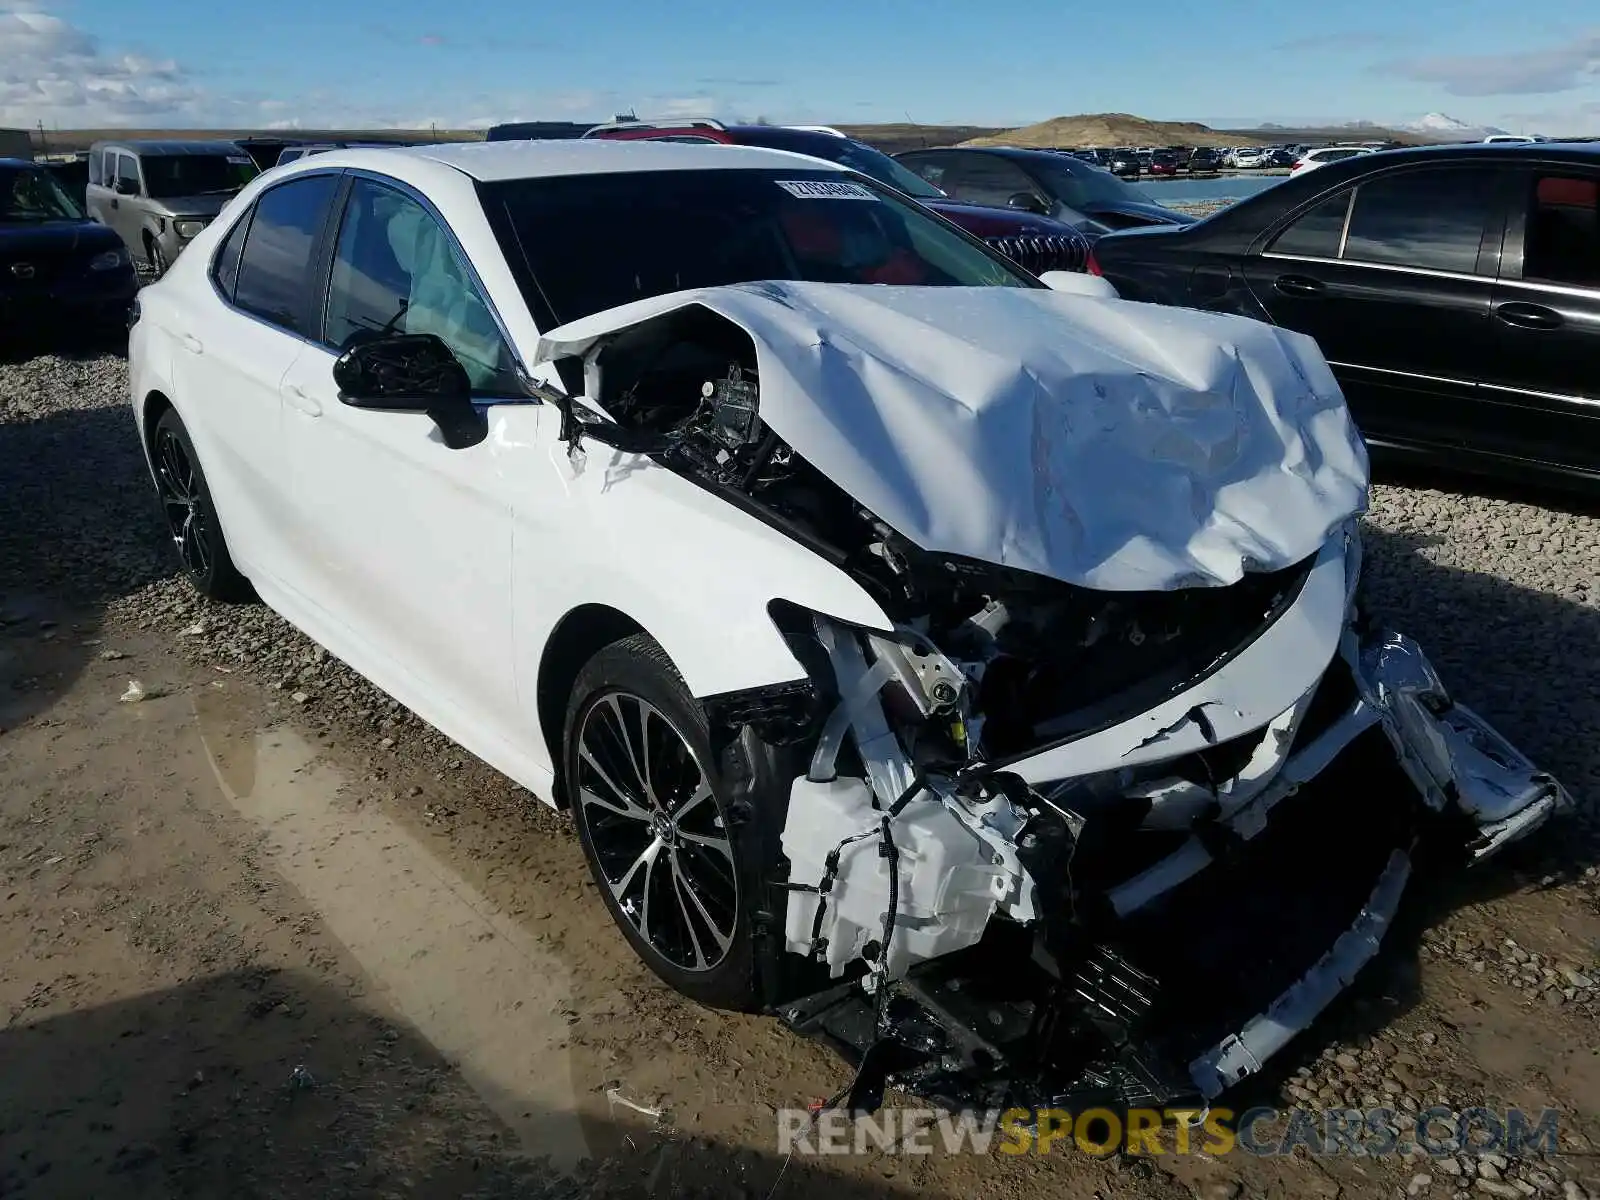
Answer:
[150,408,254,602]
[563,633,802,1011]
[146,236,168,279]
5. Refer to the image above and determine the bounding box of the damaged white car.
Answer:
[128,140,1570,1110]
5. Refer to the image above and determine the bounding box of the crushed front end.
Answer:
[532,282,1571,1110]
[764,524,1570,1111]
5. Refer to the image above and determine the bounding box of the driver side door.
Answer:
[280,175,528,737]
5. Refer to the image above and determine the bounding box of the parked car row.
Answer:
[892,145,1195,230]
[1090,140,1600,488]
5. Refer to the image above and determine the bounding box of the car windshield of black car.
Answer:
[0,165,83,222]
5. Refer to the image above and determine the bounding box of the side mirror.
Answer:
[113,178,138,196]
[332,333,487,450]
[1007,192,1049,215]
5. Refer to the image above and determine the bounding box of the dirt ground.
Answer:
[4,351,1600,1199]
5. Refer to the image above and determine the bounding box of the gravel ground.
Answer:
[5,349,1600,1199]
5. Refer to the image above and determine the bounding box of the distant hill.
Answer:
[833,123,1008,153]
[959,113,1263,149]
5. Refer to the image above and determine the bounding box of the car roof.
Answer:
[328,138,854,182]
[0,157,36,169]
[90,139,246,156]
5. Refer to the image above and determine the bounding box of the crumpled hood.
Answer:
[537,281,1370,591]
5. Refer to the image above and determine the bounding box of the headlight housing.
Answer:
[88,247,131,272]
[174,219,207,238]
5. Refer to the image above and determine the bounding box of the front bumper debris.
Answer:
[773,620,1572,1112]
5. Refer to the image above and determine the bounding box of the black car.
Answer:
[1106,149,1142,178]
[1089,142,1600,488]
[896,146,1195,230]
[1188,147,1222,173]
[0,157,137,342]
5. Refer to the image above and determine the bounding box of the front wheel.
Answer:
[146,236,168,279]
[563,634,799,1011]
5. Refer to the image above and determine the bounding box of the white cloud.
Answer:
[1386,29,1600,97]
[0,3,629,131]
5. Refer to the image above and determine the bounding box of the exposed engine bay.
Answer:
[543,296,1572,1112]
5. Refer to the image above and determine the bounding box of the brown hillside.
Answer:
[962,113,1266,149]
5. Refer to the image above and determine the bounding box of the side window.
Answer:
[1268,192,1352,258]
[233,174,339,334]
[87,151,102,186]
[1523,174,1599,288]
[943,157,1039,207]
[211,210,253,302]
[1341,169,1496,274]
[324,178,518,394]
[900,153,953,189]
[115,153,141,194]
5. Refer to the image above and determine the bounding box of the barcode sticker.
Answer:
[775,179,877,201]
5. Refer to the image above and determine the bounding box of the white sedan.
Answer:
[128,140,1568,1109]
[1290,145,1378,175]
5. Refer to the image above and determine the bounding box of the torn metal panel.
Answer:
[535,281,1370,592]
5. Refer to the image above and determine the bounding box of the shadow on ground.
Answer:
[0,395,177,730]
[0,969,920,1199]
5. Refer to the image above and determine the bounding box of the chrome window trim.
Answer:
[1326,359,1600,410]
[1480,381,1600,410]
[1336,187,1356,258]
[1324,359,1471,389]
[1496,275,1600,302]
[1261,251,1488,284]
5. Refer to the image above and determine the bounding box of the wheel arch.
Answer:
[535,603,647,808]
[139,389,174,470]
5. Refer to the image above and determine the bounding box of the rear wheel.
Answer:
[151,408,253,601]
[563,634,801,1010]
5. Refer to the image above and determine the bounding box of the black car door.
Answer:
[1479,167,1600,475]
[1238,164,1503,452]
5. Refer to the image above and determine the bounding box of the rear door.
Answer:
[172,172,342,586]
[1239,164,1503,451]
[1480,167,1600,476]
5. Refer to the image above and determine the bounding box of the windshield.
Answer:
[0,165,83,222]
[1026,156,1149,209]
[482,168,1036,327]
[142,153,259,199]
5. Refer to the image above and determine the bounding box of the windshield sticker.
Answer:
[776,179,877,201]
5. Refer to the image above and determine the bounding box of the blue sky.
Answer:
[2,0,1597,133]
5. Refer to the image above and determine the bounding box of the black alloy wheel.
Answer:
[150,408,252,601]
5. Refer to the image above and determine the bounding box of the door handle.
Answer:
[178,333,203,355]
[110,198,119,210]
[283,384,323,417]
[1494,301,1563,330]
[1274,274,1325,298]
